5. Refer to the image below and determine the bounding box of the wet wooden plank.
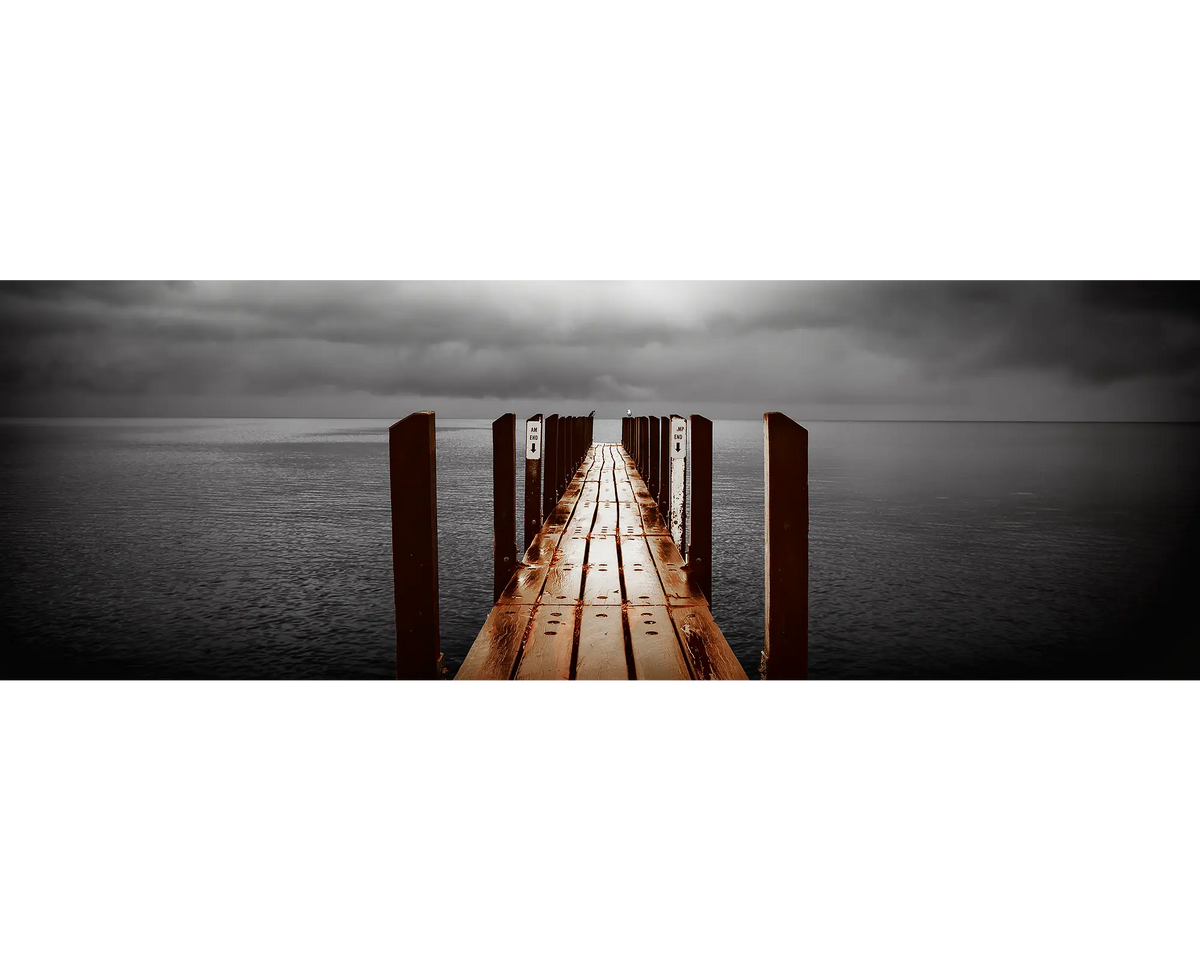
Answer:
[544,535,587,602]
[635,500,670,537]
[620,514,645,537]
[624,459,659,503]
[624,453,679,540]
[591,500,618,539]
[547,499,578,535]
[598,459,617,501]
[515,603,577,680]
[575,607,629,679]
[498,562,550,604]
[521,530,560,566]
[584,455,603,483]
[618,536,667,605]
[582,533,622,605]
[645,536,707,605]
[669,606,748,680]
[628,606,690,680]
[456,602,536,680]
[568,496,598,539]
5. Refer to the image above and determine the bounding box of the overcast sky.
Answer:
[1,281,1197,420]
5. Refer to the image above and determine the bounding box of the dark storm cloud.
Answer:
[0,281,686,350]
[0,281,1197,418]
[721,281,1200,386]
[1080,280,1200,317]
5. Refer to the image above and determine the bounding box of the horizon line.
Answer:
[3,416,1198,425]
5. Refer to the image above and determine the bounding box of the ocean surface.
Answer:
[3,418,1197,679]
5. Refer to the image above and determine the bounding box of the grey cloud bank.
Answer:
[1,281,1197,420]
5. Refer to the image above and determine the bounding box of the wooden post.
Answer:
[640,417,651,481]
[543,414,559,518]
[524,414,543,552]
[390,411,441,679]
[688,415,712,603]
[622,416,628,451]
[763,412,808,680]
[648,415,659,506]
[558,416,569,497]
[659,415,670,515]
[492,413,517,604]
[565,416,574,492]
[668,414,687,551]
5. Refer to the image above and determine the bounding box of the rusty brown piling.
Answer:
[688,414,712,604]
[543,414,559,518]
[658,415,670,515]
[390,411,441,679]
[763,412,809,680]
[559,416,569,498]
[524,414,543,552]
[638,416,650,484]
[648,415,660,506]
[492,413,517,604]
[565,416,574,498]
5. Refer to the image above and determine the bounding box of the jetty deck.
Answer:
[456,442,746,680]
[390,411,808,680]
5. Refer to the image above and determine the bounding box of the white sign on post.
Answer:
[670,418,687,458]
[525,420,541,460]
[669,415,687,548]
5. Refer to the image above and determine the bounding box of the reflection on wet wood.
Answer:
[515,603,577,680]
[456,602,534,680]
[670,606,747,681]
[628,605,690,679]
[456,440,745,681]
[576,607,628,679]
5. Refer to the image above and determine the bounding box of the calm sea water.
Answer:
[3,418,1197,679]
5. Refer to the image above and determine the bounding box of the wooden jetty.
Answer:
[390,412,808,680]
